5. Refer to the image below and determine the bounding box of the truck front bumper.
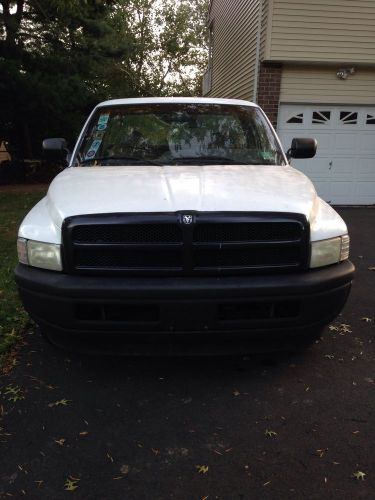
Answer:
[15,261,354,353]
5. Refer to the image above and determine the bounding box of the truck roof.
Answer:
[97,97,258,108]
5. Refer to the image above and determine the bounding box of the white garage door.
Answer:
[278,105,375,204]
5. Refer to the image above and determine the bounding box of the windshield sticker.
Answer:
[85,139,102,160]
[97,114,110,130]
[260,151,274,161]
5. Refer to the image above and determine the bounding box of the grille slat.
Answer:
[63,213,309,275]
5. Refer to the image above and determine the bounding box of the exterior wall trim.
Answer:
[264,0,274,60]
[254,0,265,101]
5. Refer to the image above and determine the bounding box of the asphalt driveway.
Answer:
[0,207,374,499]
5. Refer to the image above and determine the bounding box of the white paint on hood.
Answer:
[19,164,348,244]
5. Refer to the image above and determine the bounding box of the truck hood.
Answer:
[46,165,318,227]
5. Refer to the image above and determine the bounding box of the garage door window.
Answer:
[340,111,358,125]
[312,111,331,124]
[287,113,304,124]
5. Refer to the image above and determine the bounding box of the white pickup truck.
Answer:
[15,97,354,353]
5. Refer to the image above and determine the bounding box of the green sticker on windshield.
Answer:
[97,114,109,131]
[260,151,274,161]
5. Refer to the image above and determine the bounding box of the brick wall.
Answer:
[257,63,282,128]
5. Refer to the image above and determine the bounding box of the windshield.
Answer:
[75,103,286,166]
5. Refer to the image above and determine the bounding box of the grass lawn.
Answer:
[0,184,47,370]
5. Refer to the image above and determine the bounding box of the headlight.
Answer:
[17,238,62,271]
[310,235,350,269]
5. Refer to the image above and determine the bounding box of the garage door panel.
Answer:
[278,104,375,204]
[332,159,355,178]
[358,159,375,177]
[356,182,375,197]
[330,182,354,197]
[334,133,359,151]
[291,158,330,179]
[359,133,375,153]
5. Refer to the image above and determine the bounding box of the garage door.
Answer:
[278,105,375,204]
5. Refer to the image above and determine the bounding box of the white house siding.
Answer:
[206,0,261,100]
[267,0,375,64]
[259,0,269,61]
[280,66,375,105]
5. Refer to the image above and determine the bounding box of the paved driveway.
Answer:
[0,208,374,499]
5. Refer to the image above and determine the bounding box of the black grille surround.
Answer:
[62,212,310,276]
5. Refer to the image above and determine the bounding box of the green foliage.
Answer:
[0,0,209,157]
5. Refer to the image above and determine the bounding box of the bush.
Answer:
[0,160,64,185]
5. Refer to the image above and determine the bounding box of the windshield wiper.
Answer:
[167,156,258,165]
[78,156,163,166]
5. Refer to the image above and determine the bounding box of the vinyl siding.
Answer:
[280,66,375,104]
[267,0,375,64]
[206,0,261,101]
[259,0,269,61]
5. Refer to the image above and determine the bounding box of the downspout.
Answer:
[253,0,264,103]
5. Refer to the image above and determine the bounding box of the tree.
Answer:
[0,0,209,158]
[107,0,208,98]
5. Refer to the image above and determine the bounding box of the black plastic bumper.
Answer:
[15,262,354,347]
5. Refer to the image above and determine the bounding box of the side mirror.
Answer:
[42,138,70,162]
[288,138,317,159]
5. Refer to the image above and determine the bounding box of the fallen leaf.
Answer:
[3,385,24,403]
[107,453,114,463]
[352,470,366,481]
[329,325,340,332]
[64,476,80,491]
[316,448,328,458]
[339,323,352,333]
[195,465,209,474]
[79,432,88,437]
[151,448,159,456]
[54,438,66,446]
[48,399,71,408]
[360,317,372,323]
[265,430,278,438]
[120,465,129,475]
[324,354,334,360]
